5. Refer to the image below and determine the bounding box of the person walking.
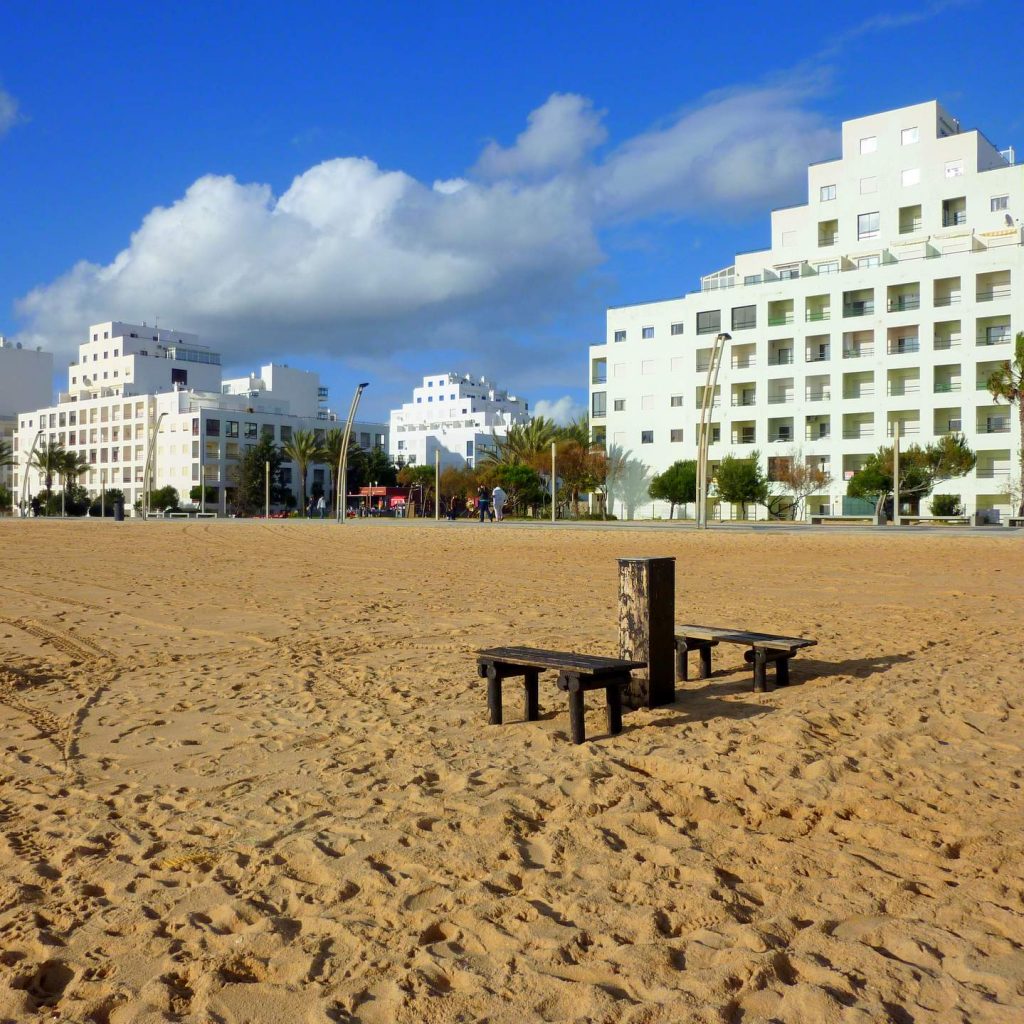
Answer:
[477,485,491,523]
[316,494,326,519]
[491,485,507,522]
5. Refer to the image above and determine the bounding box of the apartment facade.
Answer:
[14,321,386,513]
[389,372,530,470]
[0,337,53,498]
[589,100,1022,519]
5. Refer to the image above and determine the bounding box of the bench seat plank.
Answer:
[477,646,645,675]
[675,626,816,651]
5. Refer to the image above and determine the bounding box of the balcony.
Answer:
[843,345,875,359]
[731,396,757,408]
[887,295,920,312]
[887,382,920,397]
[976,466,1010,479]
[767,393,794,405]
[887,423,920,437]
[979,329,1011,347]
[842,427,874,439]
[888,338,920,355]
[768,313,795,327]
[768,353,793,366]
[933,382,961,393]
[843,385,875,400]
[978,419,1010,434]
[805,427,831,440]
[843,302,875,317]
[933,295,961,307]
[977,287,1012,302]
[731,356,756,370]
[942,211,967,227]
[768,432,794,443]
[592,373,607,385]
[806,310,831,322]
[805,389,831,402]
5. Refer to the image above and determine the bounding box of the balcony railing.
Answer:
[978,422,1010,434]
[843,346,875,359]
[805,428,831,440]
[806,310,831,322]
[735,434,757,445]
[767,313,795,326]
[731,357,756,369]
[843,302,875,317]
[592,374,607,384]
[843,387,876,399]
[768,353,793,365]
[942,211,967,227]
[768,433,794,443]
[887,383,921,396]
[842,428,874,439]
[805,391,831,402]
[767,394,794,404]
[899,218,923,233]
[888,339,920,354]
[933,382,961,393]
[887,424,920,436]
[887,295,920,312]
[818,234,837,247]
[933,294,961,307]
[979,331,1011,346]
[731,396,757,407]
[934,337,962,350]
[976,467,1010,479]
[977,287,1011,302]
[806,351,831,362]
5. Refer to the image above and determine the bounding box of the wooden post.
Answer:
[618,556,675,707]
[523,669,540,722]
[892,420,901,526]
[486,665,502,725]
[753,647,768,693]
[605,680,623,735]
[564,675,586,744]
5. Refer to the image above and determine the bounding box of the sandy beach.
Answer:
[0,519,1022,1023]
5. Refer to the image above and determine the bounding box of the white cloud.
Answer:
[15,80,837,371]
[0,87,18,137]
[534,395,584,425]
[475,93,607,180]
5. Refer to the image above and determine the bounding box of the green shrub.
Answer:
[930,493,964,516]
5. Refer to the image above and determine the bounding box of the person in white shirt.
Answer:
[491,485,507,522]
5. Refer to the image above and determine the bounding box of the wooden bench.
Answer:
[897,516,969,526]
[1008,517,1024,529]
[675,625,817,693]
[476,647,645,744]
[810,514,880,526]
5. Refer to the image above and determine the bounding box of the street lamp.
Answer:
[336,382,370,522]
[696,332,731,529]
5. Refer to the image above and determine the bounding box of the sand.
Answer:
[0,519,1022,1024]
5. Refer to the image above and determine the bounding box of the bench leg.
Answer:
[523,669,540,721]
[486,666,503,725]
[698,643,712,680]
[563,674,586,744]
[776,657,790,687]
[676,640,688,682]
[753,647,768,694]
[606,680,623,736]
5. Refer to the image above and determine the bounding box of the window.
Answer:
[859,136,877,154]
[670,429,684,443]
[670,395,683,407]
[245,422,257,439]
[670,322,684,336]
[262,425,275,440]
[901,126,919,146]
[206,418,220,437]
[944,159,964,178]
[427,380,433,387]
[226,421,239,438]
[696,310,721,335]
[641,431,654,444]
[817,260,839,275]
[857,212,880,240]
[641,395,655,411]
[743,274,762,285]
[857,255,880,269]
[641,326,654,339]
[613,399,625,412]
[614,329,626,343]
[991,195,1009,211]
[731,305,756,331]
[860,176,877,194]
[280,425,292,443]
[777,265,800,281]
[466,441,474,457]
[820,184,836,202]
[591,392,607,417]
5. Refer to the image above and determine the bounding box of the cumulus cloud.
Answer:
[534,396,585,425]
[15,80,837,370]
[475,93,607,179]
[0,87,18,137]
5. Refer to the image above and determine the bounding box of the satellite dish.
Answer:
[1006,213,1015,228]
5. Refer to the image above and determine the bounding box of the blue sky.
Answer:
[1,0,1021,422]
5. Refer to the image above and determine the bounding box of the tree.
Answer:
[988,331,1024,515]
[648,460,697,520]
[556,439,603,517]
[321,429,346,507]
[0,485,11,515]
[397,464,436,513]
[715,453,769,519]
[770,451,832,520]
[847,434,976,516]
[31,441,67,510]
[189,485,219,505]
[485,416,559,467]
[90,488,126,517]
[439,465,478,516]
[361,447,398,488]
[59,449,89,498]
[282,429,323,513]
[491,462,544,516]
[229,436,285,515]
[0,439,13,471]
[930,493,964,516]
[149,485,180,512]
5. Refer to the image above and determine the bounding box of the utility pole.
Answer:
[265,460,270,519]
[434,449,440,520]
[892,421,900,526]
[550,441,557,523]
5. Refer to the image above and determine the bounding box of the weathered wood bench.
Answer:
[810,514,881,526]
[897,516,970,526]
[476,647,645,744]
[675,625,817,693]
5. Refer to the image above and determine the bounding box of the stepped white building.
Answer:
[589,100,1022,520]
[14,321,386,513]
[0,337,53,498]
[389,372,530,470]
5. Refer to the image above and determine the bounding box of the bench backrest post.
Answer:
[618,556,675,708]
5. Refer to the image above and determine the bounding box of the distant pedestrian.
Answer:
[492,485,507,522]
[307,495,316,518]
[316,495,326,519]
[477,486,491,523]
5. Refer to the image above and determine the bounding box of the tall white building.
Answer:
[590,100,1022,519]
[389,372,530,470]
[15,321,386,513]
[0,337,53,498]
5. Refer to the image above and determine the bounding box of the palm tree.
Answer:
[321,428,346,507]
[556,414,591,448]
[484,416,559,467]
[281,429,323,514]
[60,450,90,506]
[0,439,13,470]
[31,441,68,511]
[988,331,1024,516]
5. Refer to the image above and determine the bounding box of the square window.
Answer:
[696,310,721,335]
[991,195,1009,211]
[743,274,762,285]
[613,399,625,412]
[670,429,684,443]
[857,255,880,269]
[641,326,654,339]
[860,176,877,194]
[859,136,877,155]
[857,212,880,240]
[613,329,626,343]
[670,322,684,336]
[817,260,839,275]
[731,305,756,330]
[641,430,654,444]
[901,126,919,146]
[820,184,836,202]
[901,168,920,187]
[670,395,683,407]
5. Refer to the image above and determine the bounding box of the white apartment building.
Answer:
[0,337,53,497]
[389,372,531,470]
[15,321,386,513]
[590,100,1022,520]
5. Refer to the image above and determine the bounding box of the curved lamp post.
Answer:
[335,382,370,522]
[20,429,43,515]
[142,411,167,517]
[696,332,730,529]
